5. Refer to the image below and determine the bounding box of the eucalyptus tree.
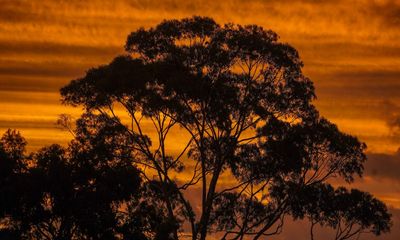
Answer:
[0,118,145,239]
[60,16,391,240]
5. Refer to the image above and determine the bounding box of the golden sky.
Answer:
[1,1,400,239]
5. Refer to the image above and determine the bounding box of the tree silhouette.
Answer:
[0,116,186,239]
[59,16,392,240]
[0,16,392,240]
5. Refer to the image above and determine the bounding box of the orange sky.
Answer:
[1,1,399,239]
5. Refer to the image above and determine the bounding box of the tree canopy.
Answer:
[0,16,392,240]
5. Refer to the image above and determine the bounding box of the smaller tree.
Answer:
[287,183,391,240]
[0,129,32,239]
[0,117,170,239]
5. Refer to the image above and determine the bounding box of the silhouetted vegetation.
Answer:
[0,17,392,240]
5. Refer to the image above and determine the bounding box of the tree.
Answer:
[1,16,390,240]
[59,16,392,240]
[0,116,145,239]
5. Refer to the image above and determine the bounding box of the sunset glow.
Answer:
[1,1,399,239]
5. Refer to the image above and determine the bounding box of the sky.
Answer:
[0,0,399,239]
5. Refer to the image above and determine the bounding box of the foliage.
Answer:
[0,120,153,239]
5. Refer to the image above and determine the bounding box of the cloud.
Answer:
[0,60,89,77]
[0,40,121,59]
[366,151,400,181]
[376,100,400,140]
[0,41,122,91]
[368,0,400,28]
